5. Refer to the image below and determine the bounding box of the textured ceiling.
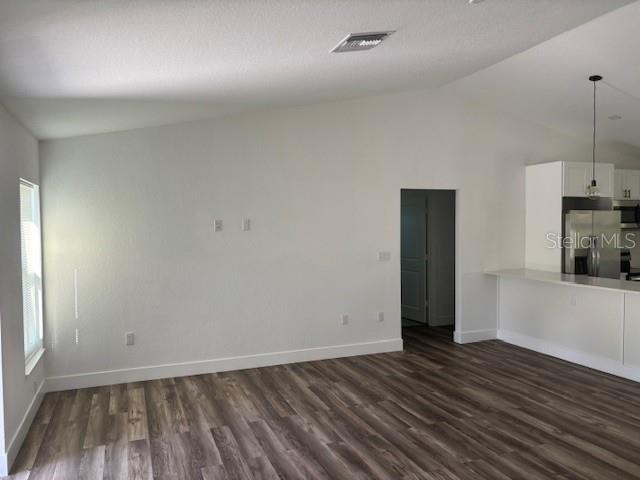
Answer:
[0,0,632,139]
[447,1,640,151]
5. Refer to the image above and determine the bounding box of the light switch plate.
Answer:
[378,251,391,261]
[377,311,385,322]
[214,219,223,232]
[242,218,251,231]
[125,332,135,346]
[341,314,349,325]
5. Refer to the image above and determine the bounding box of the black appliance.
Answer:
[613,200,640,229]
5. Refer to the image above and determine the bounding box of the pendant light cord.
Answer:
[592,80,596,182]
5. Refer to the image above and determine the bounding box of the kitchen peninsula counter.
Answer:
[488,268,640,294]
[487,268,640,382]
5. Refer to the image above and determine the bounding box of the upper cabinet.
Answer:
[614,170,640,200]
[562,161,614,198]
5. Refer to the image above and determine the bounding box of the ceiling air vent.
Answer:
[332,31,395,53]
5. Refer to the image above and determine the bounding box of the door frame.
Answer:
[400,188,460,336]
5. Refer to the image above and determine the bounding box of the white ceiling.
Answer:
[447,1,640,151]
[0,0,632,139]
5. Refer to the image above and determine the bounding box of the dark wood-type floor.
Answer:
[7,326,640,479]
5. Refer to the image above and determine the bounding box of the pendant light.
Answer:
[587,74,602,199]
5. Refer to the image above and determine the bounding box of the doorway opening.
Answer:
[401,189,455,341]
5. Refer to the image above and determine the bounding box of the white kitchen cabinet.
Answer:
[628,171,640,199]
[614,169,640,200]
[615,171,624,199]
[563,162,590,197]
[525,162,563,272]
[562,161,614,198]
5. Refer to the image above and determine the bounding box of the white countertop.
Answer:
[487,268,640,294]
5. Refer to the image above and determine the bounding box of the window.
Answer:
[20,179,44,374]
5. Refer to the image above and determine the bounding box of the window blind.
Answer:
[20,179,43,366]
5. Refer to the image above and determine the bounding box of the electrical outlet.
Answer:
[214,219,223,232]
[75,328,79,345]
[242,218,251,231]
[125,332,135,346]
[341,314,349,325]
[377,311,385,322]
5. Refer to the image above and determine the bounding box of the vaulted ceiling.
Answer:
[447,0,640,151]
[0,0,633,139]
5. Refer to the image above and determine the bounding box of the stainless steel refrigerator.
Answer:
[564,210,621,279]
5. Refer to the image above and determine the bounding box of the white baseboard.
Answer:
[453,329,497,344]
[498,330,640,383]
[45,338,403,392]
[1,379,46,476]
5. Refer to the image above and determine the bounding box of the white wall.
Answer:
[39,87,640,380]
[0,104,42,475]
